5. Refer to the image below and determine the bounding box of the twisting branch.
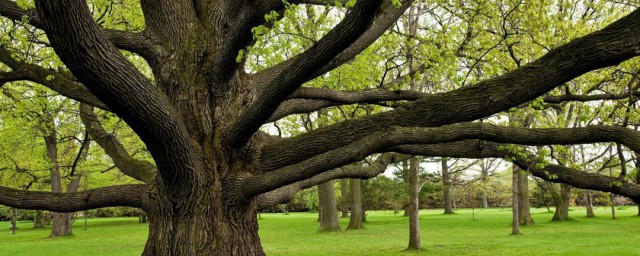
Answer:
[0,0,158,60]
[391,141,640,203]
[0,184,150,212]
[256,153,410,208]
[0,47,108,109]
[79,103,156,183]
[259,9,640,170]
[247,123,640,196]
[35,0,201,184]
[290,87,426,103]
[228,0,386,147]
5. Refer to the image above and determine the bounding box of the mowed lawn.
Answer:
[0,207,639,255]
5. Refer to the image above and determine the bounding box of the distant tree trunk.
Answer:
[10,208,17,235]
[339,179,349,218]
[552,184,571,221]
[610,193,617,220]
[318,180,340,231]
[401,159,410,217]
[347,179,363,229]
[44,125,84,237]
[481,190,489,208]
[33,210,45,228]
[407,157,421,250]
[139,211,148,223]
[480,161,489,208]
[584,190,595,218]
[44,211,51,226]
[511,165,520,235]
[517,170,534,225]
[443,158,454,214]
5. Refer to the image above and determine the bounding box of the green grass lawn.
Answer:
[0,207,638,255]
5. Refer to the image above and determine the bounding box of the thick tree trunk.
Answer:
[339,179,349,218]
[318,180,340,231]
[142,184,264,256]
[50,212,73,237]
[347,179,363,229]
[517,171,534,225]
[552,184,571,221]
[442,158,454,214]
[407,158,421,250]
[511,166,520,235]
[33,210,45,228]
[584,190,595,218]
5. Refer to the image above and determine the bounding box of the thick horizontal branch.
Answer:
[250,122,640,196]
[228,0,386,147]
[291,87,425,103]
[0,69,29,86]
[543,91,640,104]
[267,99,334,122]
[80,104,156,183]
[0,47,108,109]
[391,141,640,203]
[0,0,158,60]
[0,184,149,212]
[296,0,348,5]
[273,88,640,121]
[256,153,409,208]
[260,8,640,170]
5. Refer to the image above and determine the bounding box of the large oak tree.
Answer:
[1,0,640,255]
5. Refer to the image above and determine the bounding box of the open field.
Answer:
[0,207,639,255]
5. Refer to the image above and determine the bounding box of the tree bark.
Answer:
[340,179,349,218]
[347,179,363,229]
[10,208,17,235]
[517,170,534,225]
[318,180,340,231]
[584,190,595,218]
[407,157,421,250]
[481,190,489,208]
[511,165,520,235]
[610,193,617,220]
[33,210,45,228]
[443,158,454,214]
[44,128,75,237]
[552,184,571,221]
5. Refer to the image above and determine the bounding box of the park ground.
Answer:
[0,207,638,255]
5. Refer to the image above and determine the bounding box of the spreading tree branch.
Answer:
[0,184,149,212]
[0,47,108,109]
[228,0,386,147]
[256,153,410,208]
[0,0,158,60]
[248,123,640,196]
[260,9,640,170]
[35,0,202,184]
[391,141,640,203]
[79,103,156,183]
